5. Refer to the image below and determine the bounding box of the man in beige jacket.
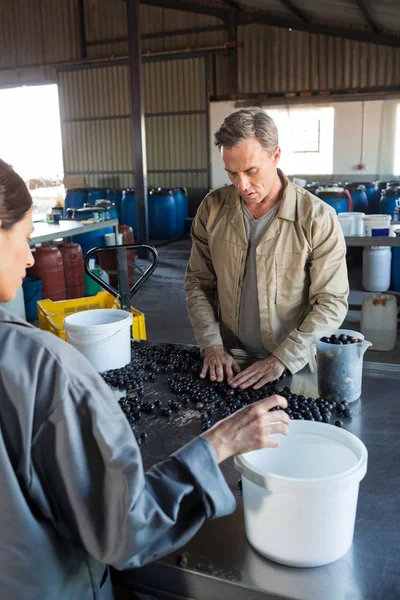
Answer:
[185,109,349,390]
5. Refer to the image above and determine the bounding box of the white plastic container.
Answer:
[361,293,398,351]
[0,286,26,320]
[338,213,353,236]
[362,246,392,292]
[234,421,368,568]
[104,232,123,246]
[338,212,365,236]
[64,308,132,372]
[363,214,391,236]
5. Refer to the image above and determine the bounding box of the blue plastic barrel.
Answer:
[64,188,87,217]
[149,189,177,239]
[172,188,189,236]
[353,182,379,213]
[345,183,368,213]
[316,188,350,214]
[106,189,123,221]
[22,276,42,321]
[87,188,107,204]
[121,189,136,233]
[380,186,400,218]
[72,227,113,258]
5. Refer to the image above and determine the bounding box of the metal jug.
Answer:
[307,329,371,403]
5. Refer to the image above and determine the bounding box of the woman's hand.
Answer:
[201,394,290,463]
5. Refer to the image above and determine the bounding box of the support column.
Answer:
[127,0,149,251]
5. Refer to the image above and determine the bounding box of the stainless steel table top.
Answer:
[112,347,400,600]
[31,219,118,244]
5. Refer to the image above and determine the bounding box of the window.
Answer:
[265,106,335,175]
[0,84,64,218]
[394,103,400,175]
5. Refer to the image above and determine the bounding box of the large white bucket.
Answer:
[64,309,132,372]
[363,214,391,236]
[235,421,367,568]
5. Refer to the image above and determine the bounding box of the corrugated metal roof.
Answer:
[84,2,222,40]
[0,0,81,69]
[237,23,400,94]
[295,0,369,28]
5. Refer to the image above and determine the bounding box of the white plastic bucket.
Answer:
[235,421,368,568]
[363,214,391,236]
[64,309,132,372]
[104,232,123,246]
[338,212,365,236]
[337,213,353,236]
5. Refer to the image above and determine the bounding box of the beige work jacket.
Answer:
[185,171,349,374]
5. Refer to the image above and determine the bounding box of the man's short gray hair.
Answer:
[214,109,279,155]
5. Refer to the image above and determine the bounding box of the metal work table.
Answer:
[111,346,400,600]
[31,218,119,244]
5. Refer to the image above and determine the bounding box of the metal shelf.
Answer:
[345,236,400,247]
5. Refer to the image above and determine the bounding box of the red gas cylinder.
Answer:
[28,245,66,301]
[58,242,85,299]
[99,225,135,287]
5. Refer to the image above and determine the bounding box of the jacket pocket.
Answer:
[275,253,309,315]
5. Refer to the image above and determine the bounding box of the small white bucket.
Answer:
[338,212,365,236]
[363,214,391,236]
[104,232,123,246]
[64,309,132,372]
[235,421,368,568]
[337,213,353,236]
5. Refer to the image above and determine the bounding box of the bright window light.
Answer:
[394,103,400,175]
[265,106,335,175]
[0,84,63,181]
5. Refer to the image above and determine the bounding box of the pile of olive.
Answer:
[320,333,363,345]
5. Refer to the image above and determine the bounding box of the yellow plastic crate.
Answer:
[37,291,146,342]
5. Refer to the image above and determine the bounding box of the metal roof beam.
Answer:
[220,0,242,10]
[236,11,400,47]
[355,0,380,35]
[140,0,227,21]
[140,0,400,47]
[278,0,309,23]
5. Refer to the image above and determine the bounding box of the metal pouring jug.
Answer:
[307,329,372,403]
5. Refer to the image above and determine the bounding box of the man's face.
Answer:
[222,137,281,205]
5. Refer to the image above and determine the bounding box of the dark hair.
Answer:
[214,109,279,154]
[0,159,32,229]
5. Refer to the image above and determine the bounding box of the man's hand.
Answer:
[201,394,290,463]
[201,345,241,382]
[228,355,285,390]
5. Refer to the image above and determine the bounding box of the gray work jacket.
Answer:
[0,308,235,599]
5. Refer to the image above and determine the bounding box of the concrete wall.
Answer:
[209,100,400,190]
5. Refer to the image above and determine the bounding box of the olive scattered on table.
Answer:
[104,343,354,438]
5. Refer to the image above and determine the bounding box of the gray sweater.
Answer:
[238,201,280,355]
[0,308,235,599]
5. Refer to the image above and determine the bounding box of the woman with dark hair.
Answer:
[0,159,290,600]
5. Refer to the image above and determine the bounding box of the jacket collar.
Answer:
[223,169,298,221]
